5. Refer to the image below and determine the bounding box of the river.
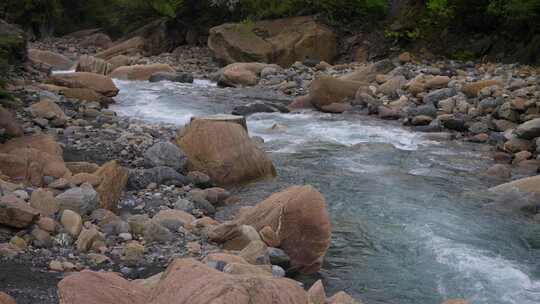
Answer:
[110,79,540,304]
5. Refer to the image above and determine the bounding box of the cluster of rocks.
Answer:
[1,41,344,302]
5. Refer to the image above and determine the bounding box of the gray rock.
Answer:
[423,88,457,106]
[127,166,190,190]
[469,121,489,134]
[143,142,187,171]
[497,102,519,122]
[272,265,286,278]
[232,101,289,116]
[408,104,438,118]
[174,198,195,213]
[149,72,193,83]
[515,118,540,140]
[56,183,99,215]
[143,220,173,243]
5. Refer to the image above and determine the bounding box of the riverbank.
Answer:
[1,21,540,304]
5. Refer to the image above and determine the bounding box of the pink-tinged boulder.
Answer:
[110,64,174,81]
[327,291,361,304]
[48,72,119,97]
[0,106,23,138]
[0,195,40,228]
[150,258,308,304]
[28,49,73,70]
[212,185,331,273]
[176,115,276,185]
[0,292,17,304]
[0,135,70,185]
[58,270,148,304]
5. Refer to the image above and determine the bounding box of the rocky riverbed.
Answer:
[1,18,540,304]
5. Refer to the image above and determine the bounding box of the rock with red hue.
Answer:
[57,270,148,304]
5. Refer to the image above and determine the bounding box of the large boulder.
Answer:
[75,55,112,75]
[56,184,99,215]
[0,195,40,228]
[58,270,148,304]
[0,19,27,67]
[110,64,175,81]
[489,175,540,198]
[95,36,145,60]
[28,49,73,70]
[29,98,68,121]
[217,62,278,87]
[143,142,187,172]
[48,72,119,97]
[0,134,70,185]
[515,118,540,140]
[208,16,337,67]
[58,259,309,304]
[213,185,331,274]
[94,160,128,212]
[107,55,132,71]
[0,106,23,138]
[150,258,308,304]
[309,76,368,109]
[176,115,276,185]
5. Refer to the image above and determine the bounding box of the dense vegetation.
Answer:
[0,0,539,63]
[1,0,538,38]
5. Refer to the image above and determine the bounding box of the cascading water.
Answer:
[111,79,540,304]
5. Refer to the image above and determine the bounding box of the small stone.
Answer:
[49,260,64,272]
[62,261,76,271]
[37,217,57,233]
[268,247,290,268]
[9,236,27,250]
[56,183,99,215]
[31,228,52,247]
[61,210,83,237]
[308,279,326,304]
[87,253,110,265]
[12,190,29,201]
[76,227,103,252]
[48,178,70,190]
[119,233,133,241]
[122,241,145,265]
[239,240,270,265]
[29,188,59,216]
[272,265,286,278]
[187,241,201,255]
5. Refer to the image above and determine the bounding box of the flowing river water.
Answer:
[110,79,540,304]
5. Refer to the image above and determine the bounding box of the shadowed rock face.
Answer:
[208,16,337,67]
[176,116,276,186]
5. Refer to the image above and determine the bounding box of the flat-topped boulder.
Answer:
[176,115,275,185]
[28,49,73,70]
[110,64,175,81]
[309,76,368,109]
[48,72,119,97]
[217,62,280,87]
[208,16,337,67]
[95,36,145,60]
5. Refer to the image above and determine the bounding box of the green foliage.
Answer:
[1,0,62,37]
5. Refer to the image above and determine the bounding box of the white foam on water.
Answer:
[51,69,76,75]
[248,111,430,152]
[423,231,540,304]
